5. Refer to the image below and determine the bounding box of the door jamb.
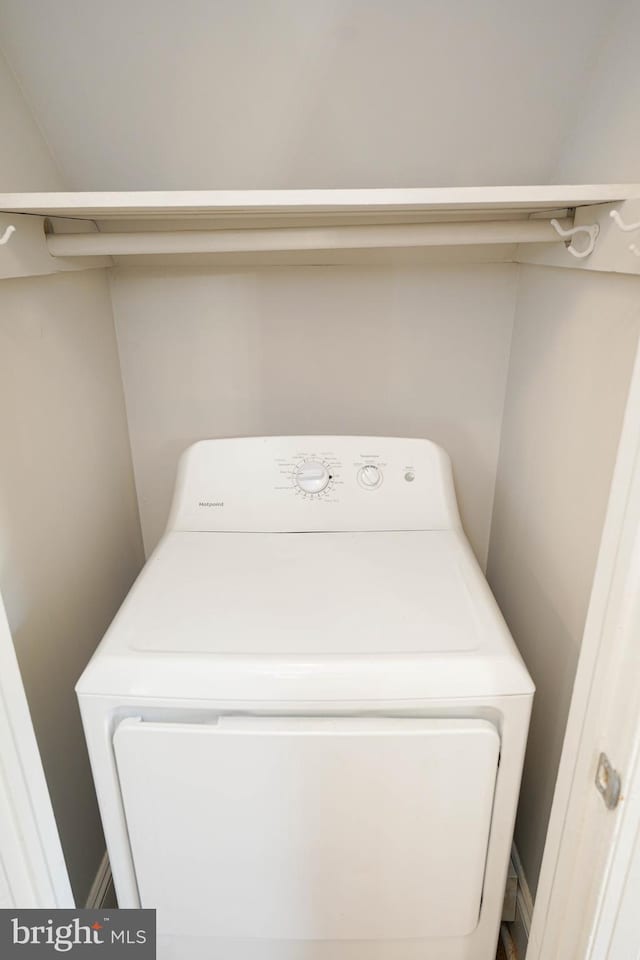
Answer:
[0,591,74,907]
[527,338,640,958]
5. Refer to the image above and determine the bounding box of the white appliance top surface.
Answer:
[132,531,477,655]
[78,529,533,701]
[77,437,533,701]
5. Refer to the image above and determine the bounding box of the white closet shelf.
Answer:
[1,186,640,275]
[1,185,639,222]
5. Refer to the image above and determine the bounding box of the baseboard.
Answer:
[510,844,534,956]
[85,851,114,909]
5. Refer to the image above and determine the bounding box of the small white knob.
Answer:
[358,465,382,489]
[295,460,330,494]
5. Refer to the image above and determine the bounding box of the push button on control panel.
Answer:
[357,464,383,489]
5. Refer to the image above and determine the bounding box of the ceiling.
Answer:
[0,0,623,191]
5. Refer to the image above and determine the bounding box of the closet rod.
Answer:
[46,218,572,257]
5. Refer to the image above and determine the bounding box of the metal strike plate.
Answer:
[595,752,622,810]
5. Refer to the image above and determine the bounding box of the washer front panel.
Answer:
[114,716,499,942]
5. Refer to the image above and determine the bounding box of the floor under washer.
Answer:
[77,435,534,960]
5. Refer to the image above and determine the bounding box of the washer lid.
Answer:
[77,529,534,701]
[129,530,479,656]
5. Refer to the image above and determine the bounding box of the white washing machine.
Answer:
[77,436,533,960]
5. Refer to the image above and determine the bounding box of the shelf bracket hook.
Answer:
[550,218,599,259]
[609,209,640,233]
[0,224,16,246]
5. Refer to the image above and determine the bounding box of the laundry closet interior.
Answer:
[1,1,640,955]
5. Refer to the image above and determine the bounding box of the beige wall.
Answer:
[0,56,144,904]
[0,50,65,190]
[0,270,144,904]
[110,262,516,562]
[0,0,617,190]
[500,0,640,897]
[552,0,640,183]
[487,264,640,894]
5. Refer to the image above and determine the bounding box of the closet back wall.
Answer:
[110,263,516,562]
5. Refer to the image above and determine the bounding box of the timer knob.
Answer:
[295,460,331,494]
[358,464,383,489]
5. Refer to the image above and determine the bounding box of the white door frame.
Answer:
[0,591,73,908]
[589,732,640,959]
[528,338,640,959]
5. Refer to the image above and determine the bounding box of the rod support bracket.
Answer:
[550,218,599,259]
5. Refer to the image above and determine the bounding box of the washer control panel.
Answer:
[275,448,393,502]
[168,436,460,533]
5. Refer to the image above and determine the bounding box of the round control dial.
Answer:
[358,464,383,489]
[295,460,331,495]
